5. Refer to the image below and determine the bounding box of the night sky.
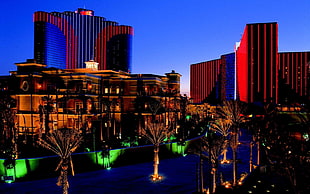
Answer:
[1,0,309,94]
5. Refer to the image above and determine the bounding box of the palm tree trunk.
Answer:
[212,167,217,193]
[62,168,68,194]
[223,148,227,162]
[257,141,260,166]
[232,132,238,187]
[57,164,69,194]
[153,144,159,178]
[250,141,253,172]
[232,147,237,186]
[200,153,204,192]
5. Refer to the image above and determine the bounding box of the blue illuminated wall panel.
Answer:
[224,53,236,100]
[45,23,66,69]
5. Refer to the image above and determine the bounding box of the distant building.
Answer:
[190,22,309,104]
[278,52,310,102]
[0,60,181,147]
[34,8,133,72]
[190,59,221,103]
[190,53,235,104]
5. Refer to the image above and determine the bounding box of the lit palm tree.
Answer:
[189,132,226,193]
[141,122,174,181]
[247,103,277,171]
[209,118,232,163]
[0,95,18,174]
[216,100,246,187]
[38,128,83,194]
[201,133,226,193]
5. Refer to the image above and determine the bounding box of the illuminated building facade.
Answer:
[278,52,310,102]
[190,53,236,104]
[220,53,236,101]
[236,22,278,103]
[34,8,133,72]
[190,59,221,103]
[190,22,309,104]
[0,60,181,147]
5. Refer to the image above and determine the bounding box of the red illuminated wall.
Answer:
[190,22,309,104]
[278,52,310,97]
[236,27,248,102]
[95,25,134,70]
[190,59,221,103]
[34,10,133,71]
[236,23,278,103]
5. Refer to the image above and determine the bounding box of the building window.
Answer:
[75,101,83,113]
[87,82,92,91]
[21,80,29,91]
[115,103,120,111]
[76,83,83,92]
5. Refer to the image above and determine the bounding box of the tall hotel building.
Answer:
[190,22,309,104]
[190,59,221,103]
[190,53,235,103]
[34,8,133,72]
[236,22,278,103]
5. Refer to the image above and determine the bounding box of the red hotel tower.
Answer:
[191,22,309,104]
[236,22,278,103]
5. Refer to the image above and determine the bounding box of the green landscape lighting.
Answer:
[303,133,309,141]
[107,149,123,165]
[92,149,123,168]
[166,141,190,155]
[0,159,5,175]
[0,158,41,182]
[15,158,40,178]
[5,180,13,184]
[4,168,15,183]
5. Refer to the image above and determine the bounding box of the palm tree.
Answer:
[187,138,205,193]
[216,100,246,187]
[203,132,226,193]
[148,98,162,122]
[38,128,83,194]
[209,118,232,163]
[189,132,226,193]
[140,122,174,181]
[0,95,18,180]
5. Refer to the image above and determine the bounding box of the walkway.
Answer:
[1,155,200,194]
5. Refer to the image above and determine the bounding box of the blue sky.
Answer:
[0,0,309,94]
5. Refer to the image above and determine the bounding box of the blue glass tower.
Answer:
[34,8,133,72]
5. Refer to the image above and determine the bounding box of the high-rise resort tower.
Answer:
[236,22,278,103]
[34,8,133,72]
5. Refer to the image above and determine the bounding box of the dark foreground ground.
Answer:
[0,154,298,194]
[1,155,200,194]
[1,130,301,194]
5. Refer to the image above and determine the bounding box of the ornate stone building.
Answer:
[0,59,182,148]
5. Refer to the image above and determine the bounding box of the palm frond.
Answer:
[141,122,174,145]
[209,118,232,137]
[37,128,83,174]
